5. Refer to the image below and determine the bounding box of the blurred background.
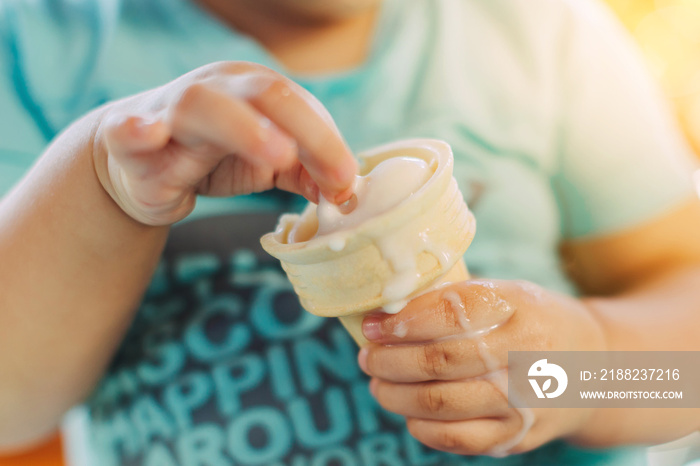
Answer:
[607,0,700,154]
[1,0,698,465]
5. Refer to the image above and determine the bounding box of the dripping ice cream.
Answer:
[260,139,476,345]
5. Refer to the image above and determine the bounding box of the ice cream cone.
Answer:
[260,139,476,345]
[336,258,470,345]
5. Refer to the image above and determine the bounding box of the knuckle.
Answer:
[438,295,465,330]
[209,60,244,75]
[417,384,447,414]
[520,318,551,351]
[418,344,451,379]
[191,62,281,99]
[174,83,208,115]
[102,110,129,130]
[101,112,135,146]
[259,78,294,103]
[217,60,269,75]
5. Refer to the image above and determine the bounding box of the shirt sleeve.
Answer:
[0,0,112,198]
[552,0,699,239]
[0,3,49,197]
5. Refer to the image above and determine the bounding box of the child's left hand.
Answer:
[358,279,605,456]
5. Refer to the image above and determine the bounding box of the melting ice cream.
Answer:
[282,155,437,313]
[315,156,431,236]
[286,156,432,245]
[261,138,476,328]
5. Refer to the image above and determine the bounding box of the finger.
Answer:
[406,416,522,456]
[361,339,507,382]
[103,114,171,176]
[362,280,517,344]
[274,162,320,203]
[170,83,297,169]
[246,77,358,203]
[370,377,510,421]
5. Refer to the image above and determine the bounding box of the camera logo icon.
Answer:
[528,359,568,399]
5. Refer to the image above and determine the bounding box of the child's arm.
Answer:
[563,199,700,447]
[359,198,700,455]
[0,62,357,451]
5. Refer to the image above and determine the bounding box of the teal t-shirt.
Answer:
[1,0,697,464]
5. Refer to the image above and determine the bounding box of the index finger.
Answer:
[244,74,358,204]
[362,280,517,345]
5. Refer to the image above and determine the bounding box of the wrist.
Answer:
[564,407,620,448]
[564,299,634,447]
[580,295,626,352]
[567,294,609,353]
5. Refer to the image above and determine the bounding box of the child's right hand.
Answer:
[93,62,358,226]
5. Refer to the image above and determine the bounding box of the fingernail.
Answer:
[362,317,382,341]
[319,186,352,206]
[337,193,357,214]
[358,348,369,373]
[332,186,355,205]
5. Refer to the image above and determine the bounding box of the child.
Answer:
[1,0,699,464]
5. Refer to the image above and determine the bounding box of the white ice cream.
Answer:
[315,156,431,236]
[284,155,435,313]
[442,289,534,456]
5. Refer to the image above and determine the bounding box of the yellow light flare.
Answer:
[605,0,656,29]
[654,0,700,11]
[605,0,700,153]
[684,93,700,152]
[635,5,700,97]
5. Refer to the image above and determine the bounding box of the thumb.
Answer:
[103,114,171,174]
[362,280,517,344]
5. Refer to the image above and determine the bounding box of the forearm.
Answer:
[0,111,168,450]
[569,266,700,447]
